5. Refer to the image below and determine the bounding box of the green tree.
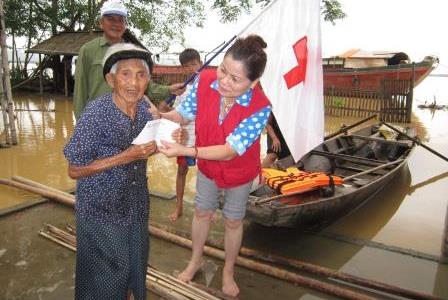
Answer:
[125,0,206,50]
[321,0,346,24]
[5,0,345,52]
[3,0,345,87]
[212,0,346,23]
[4,1,50,83]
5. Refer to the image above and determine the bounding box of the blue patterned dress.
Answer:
[64,93,153,300]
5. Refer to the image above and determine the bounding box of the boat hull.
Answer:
[152,57,438,94]
[246,125,415,228]
[323,57,438,91]
[246,160,405,228]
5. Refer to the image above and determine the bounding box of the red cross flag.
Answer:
[240,0,324,162]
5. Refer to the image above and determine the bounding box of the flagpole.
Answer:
[164,0,281,105]
[164,36,237,105]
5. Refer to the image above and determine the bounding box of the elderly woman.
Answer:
[158,34,271,297]
[64,43,157,300]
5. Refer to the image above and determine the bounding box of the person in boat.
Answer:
[73,0,185,119]
[261,113,291,168]
[64,43,159,300]
[158,34,272,297]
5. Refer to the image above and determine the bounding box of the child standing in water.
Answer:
[168,48,202,221]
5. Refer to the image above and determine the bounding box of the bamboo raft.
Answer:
[0,175,443,299]
[40,224,225,300]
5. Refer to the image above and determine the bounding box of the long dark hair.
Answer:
[225,34,267,81]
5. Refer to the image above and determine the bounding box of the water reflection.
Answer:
[325,165,412,238]
[1,93,74,206]
[1,92,447,298]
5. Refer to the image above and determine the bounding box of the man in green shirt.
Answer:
[73,0,184,119]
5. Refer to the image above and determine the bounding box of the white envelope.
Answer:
[132,118,180,146]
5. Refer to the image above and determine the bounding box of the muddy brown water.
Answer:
[0,91,447,299]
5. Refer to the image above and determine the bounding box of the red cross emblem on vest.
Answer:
[283,36,308,89]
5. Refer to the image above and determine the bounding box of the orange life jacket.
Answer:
[262,167,343,195]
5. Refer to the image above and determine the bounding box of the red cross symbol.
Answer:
[283,36,308,89]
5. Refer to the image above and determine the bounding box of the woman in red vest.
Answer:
[159,35,271,297]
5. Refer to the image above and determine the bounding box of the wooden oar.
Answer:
[343,159,404,182]
[382,122,448,163]
[324,114,377,140]
[254,159,404,206]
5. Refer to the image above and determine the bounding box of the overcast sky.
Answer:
[180,0,447,71]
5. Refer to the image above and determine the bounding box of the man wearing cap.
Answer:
[64,43,158,300]
[73,0,184,119]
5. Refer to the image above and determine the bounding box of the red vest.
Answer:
[196,69,270,188]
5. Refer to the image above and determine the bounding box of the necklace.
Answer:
[223,98,234,114]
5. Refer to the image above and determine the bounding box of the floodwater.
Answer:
[0,79,447,299]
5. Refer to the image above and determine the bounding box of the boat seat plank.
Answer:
[335,165,385,176]
[310,150,385,166]
[341,134,412,147]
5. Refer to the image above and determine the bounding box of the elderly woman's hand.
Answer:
[125,141,157,161]
[148,105,161,119]
[172,128,187,145]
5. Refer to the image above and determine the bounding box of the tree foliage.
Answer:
[126,0,206,50]
[3,0,345,87]
[4,0,346,53]
[212,0,346,23]
[4,1,49,38]
[321,0,346,24]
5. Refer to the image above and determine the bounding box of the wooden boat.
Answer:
[323,50,438,91]
[246,124,416,228]
[152,50,438,93]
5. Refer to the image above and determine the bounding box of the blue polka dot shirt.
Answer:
[176,77,272,155]
[64,93,153,226]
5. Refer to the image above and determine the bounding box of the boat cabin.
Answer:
[323,49,410,69]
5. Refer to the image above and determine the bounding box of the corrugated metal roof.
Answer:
[26,30,148,56]
[27,31,103,56]
[339,49,403,59]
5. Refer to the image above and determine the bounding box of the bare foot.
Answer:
[168,206,183,222]
[222,270,239,297]
[177,261,202,283]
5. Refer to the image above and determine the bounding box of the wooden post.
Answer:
[39,54,43,95]
[0,54,10,146]
[64,57,68,97]
[0,0,17,145]
[441,205,448,263]
[407,63,415,123]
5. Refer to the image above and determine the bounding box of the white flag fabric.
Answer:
[240,0,324,162]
